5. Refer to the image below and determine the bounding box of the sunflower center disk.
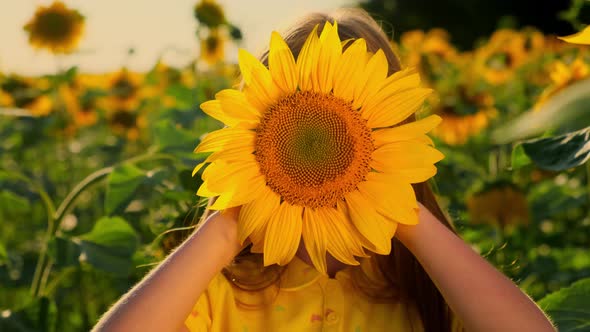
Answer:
[255,91,374,209]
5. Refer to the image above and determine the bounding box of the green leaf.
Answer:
[153,120,199,153]
[538,277,590,332]
[105,164,146,215]
[492,78,590,143]
[511,144,532,169]
[78,217,139,275]
[80,216,138,254]
[520,126,590,171]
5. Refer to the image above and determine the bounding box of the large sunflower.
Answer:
[24,1,85,54]
[193,22,444,273]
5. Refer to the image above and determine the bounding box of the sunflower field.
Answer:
[1,1,590,331]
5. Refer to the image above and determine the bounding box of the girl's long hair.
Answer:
[191,8,458,332]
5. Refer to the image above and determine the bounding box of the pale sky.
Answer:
[0,0,355,75]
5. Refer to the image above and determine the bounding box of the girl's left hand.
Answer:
[395,202,556,332]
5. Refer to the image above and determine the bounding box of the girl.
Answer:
[93,9,555,332]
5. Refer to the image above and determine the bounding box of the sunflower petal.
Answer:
[316,21,341,94]
[194,127,255,153]
[358,173,419,225]
[558,26,590,45]
[362,68,421,112]
[344,190,393,254]
[269,31,298,94]
[316,207,364,265]
[210,174,267,210]
[238,186,280,245]
[371,140,444,172]
[387,165,438,183]
[363,88,432,128]
[333,39,367,102]
[372,115,441,147]
[297,25,320,91]
[238,49,280,111]
[204,158,259,193]
[200,90,260,128]
[264,203,303,266]
[353,49,389,110]
[302,208,328,274]
[217,89,261,119]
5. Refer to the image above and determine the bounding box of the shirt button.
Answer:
[325,310,339,323]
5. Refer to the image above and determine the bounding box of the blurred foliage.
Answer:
[360,0,587,49]
[1,0,590,331]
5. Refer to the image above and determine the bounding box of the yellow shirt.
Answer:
[185,256,461,332]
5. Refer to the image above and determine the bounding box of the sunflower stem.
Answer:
[30,151,176,297]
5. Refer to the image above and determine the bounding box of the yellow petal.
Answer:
[358,173,419,225]
[362,68,421,112]
[386,165,438,183]
[217,89,261,119]
[238,186,280,245]
[333,39,367,102]
[297,25,320,91]
[344,190,393,255]
[269,31,298,94]
[249,213,269,254]
[316,21,342,93]
[353,49,388,110]
[302,208,328,274]
[363,88,432,128]
[238,49,280,111]
[194,127,255,153]
[264,203,303,266]
[195,178,218,197]
[371,140,445,172]
[372,115,441,147]
[558,26,590,45]
[316,207,365,265]
[210,174,267,210]
[204,158,259,193]
[200,90,260,128]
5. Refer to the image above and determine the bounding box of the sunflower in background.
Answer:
[59,80,101,127]
[399,29,458,84]
[194,0,226,28]
[0,77,12,106]
[144,61,196,108]
[200,29,226,65]
[0,76,53,117]
[106,107,147,141]
[102,69,144,110]
[520,28,545,56]
[193,0,242,67]
[534,57,590,109]
[467,181,529,229]
[431,84,498,145]
[474,29,528,85]
[24,1,85,54]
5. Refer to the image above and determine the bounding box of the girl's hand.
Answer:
[92,206,243,332]
[395,202,555,332]
[395,201,433,249]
